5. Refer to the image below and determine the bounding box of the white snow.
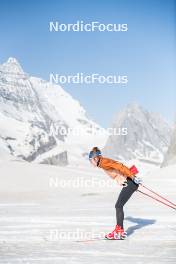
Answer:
[0,161,175,263]
[0,58,107,163]
[103,103,171,164]
[162,124,176,166]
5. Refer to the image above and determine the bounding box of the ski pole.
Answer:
[141,184,176,207]
[138,189,176,210]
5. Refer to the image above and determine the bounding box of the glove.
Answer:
[133,176,142,185]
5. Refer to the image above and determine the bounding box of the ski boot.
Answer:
[105,225,126,240]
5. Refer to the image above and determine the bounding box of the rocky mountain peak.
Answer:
[0,57,24,74]
[103,104,171,164]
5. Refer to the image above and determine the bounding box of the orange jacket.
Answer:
[98,157,135,183]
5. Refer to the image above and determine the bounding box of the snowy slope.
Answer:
[0,58,107,164]
[162,124,176,167]
[103,104,171,164]
[0,161,175,263]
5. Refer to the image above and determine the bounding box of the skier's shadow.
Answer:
[125,216,156,236]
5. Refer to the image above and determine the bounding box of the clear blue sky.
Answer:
[0,0,175,127]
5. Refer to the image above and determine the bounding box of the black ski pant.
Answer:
[115,178,138,229]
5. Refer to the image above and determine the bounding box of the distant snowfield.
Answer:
[0,161,176,263]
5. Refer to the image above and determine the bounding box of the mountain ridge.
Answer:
[103,103,171,164]
[0,57,106,165]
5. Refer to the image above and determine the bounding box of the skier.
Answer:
[89,147,142,240]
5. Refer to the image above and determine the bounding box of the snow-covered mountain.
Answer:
[0,57,106,164]
[162,124,176,167]
[103,104,171,165]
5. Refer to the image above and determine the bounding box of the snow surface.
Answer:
[0,161,175,263]
[162,124,176,166]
